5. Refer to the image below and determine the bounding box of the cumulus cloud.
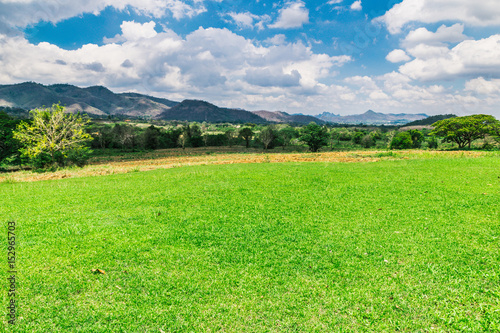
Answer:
[226,11,270,30]
[378,0,500,34]
[0,23,353,111]
[264,34,287,45]
[269,1,309,29]
[399,34,500,81]
[0,0,207,33]
[338,71,500,117]
[105,21,158,43]
[350,1,362,11]
[402,24,469,47]
[245,68,301,87]
[386,49,411,63]
[465,77,500,94]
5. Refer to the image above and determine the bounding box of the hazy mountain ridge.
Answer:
[251,111,325,124]
[317,110,428,125]
[0,82,429,125]
[0,82,176,118]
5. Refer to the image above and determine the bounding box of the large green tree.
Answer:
[390,131,413,149]
[278,126,297,150]
[13,104,93,168]
[260,125,277,150]
[239,127,254,148]
[431,114,499,149]
[299,122,329,152]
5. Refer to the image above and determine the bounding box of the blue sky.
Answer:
[1,0,500,117]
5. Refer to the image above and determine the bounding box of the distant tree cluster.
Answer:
[1,107,499,171]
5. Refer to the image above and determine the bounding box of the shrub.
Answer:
[390,131,413,149]
[352,131,364,144]
[361,134,375,148]
[427,136,439,149]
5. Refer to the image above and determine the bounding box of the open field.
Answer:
[0,147,497,183]
[1,154,499,331]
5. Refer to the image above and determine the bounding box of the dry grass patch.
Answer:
[0,149,495,183]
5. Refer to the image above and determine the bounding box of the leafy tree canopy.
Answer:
[390,131,413,149]
[239,127,254,148]
[299,122,329,152]
[260,125,277,150]
[13,104,93,168]
[431,114,499,149]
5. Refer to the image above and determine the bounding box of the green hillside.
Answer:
[404,114,457,127]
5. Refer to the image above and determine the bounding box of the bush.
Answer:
[361,134,375,148]
[352,131,364,144]
[338,130,352,141]
[390,131,413,149]
[299,123,329,152]
[427,136,439,149]
[66,147,93,167]
[408,129,424,148]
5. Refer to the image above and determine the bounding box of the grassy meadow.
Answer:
[1,153,500,331]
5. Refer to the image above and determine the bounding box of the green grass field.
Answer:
[1,155,500,331]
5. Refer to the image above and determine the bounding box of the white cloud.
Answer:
[0,0,207,32]
[327,0,343,4]
[0,23,352,112]
[465,77,500,95]
[269,1,309,29]
[386,49,411,63]
[105,21,158,43]
[227,12,270,30]
[350,1,362,11]
[403,24,469,47]
[405,44,450,60]
[228,12,255,29]
[345,76,378,90]
[378,0,500,34]
[369,91,389,100]
[399,34,500,81]
[264,34,287,45]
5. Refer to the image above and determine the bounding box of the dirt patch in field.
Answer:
[0,149,492,183]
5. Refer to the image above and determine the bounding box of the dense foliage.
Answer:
[0,111,22,166]
[299,122,330,152]
[404,114,456,126]
[390,131,413,149]
[1,109,499,171]
[431,114,500,149]
[13,104,93,168]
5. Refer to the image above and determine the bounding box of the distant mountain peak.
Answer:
[157,99,266,123]
[316,110,428,125]
[0,82,177,118]
[252,110,324,124]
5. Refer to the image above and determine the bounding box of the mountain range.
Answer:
[316,110,428,125]
[0,82,428,125]
[0,82,177,118]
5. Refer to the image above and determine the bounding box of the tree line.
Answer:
[1,104,499,170]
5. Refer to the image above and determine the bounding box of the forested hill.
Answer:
[1,82,434,125]
[0,82,178,118]
[403,114,457,126]
[156,100,266,123]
